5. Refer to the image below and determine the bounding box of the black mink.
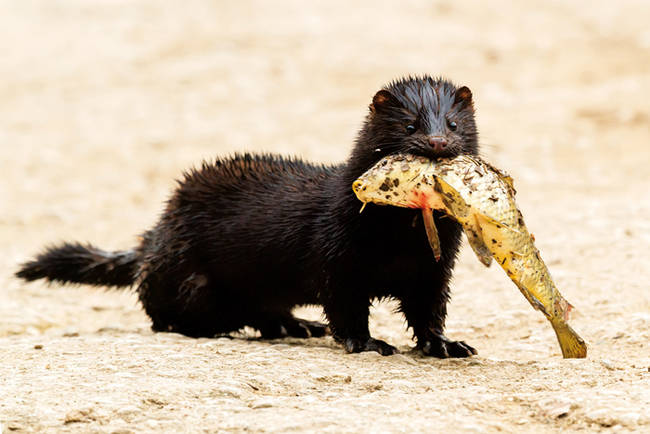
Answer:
[16,75,479,357]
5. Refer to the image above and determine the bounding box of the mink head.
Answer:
[355,76,478,163]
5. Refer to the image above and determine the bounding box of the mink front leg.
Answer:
[397,217,477,359]
[398,271,477,358]
[321,280,398,356]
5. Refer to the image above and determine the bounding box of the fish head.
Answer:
[352,156,420,208]
[352,154,447,211]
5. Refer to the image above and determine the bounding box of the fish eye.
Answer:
[447,120,457,131]
[406,124,417,135]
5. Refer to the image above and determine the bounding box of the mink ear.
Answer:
[370,89,403,114]
[454,86,473,109]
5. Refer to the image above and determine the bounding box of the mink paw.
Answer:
[419,334,477,358]
[344,337,398,356]
[284,318,330,338]
[259,317,330,339]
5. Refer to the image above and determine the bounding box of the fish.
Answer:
[352,154,587,358]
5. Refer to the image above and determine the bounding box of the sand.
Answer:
[1,1,649,432]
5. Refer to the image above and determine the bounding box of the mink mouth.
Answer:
[407,145,464,161]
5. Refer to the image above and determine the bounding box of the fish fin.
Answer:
[422,209,442,261]
[359,203,367,214]
[465,224,493,267]
[434,177,470,219]
[435,177,493,266]
[529,293,549,315]
[564,302,574,322]
[474,212,521,234]
[554,294,574,322]
[514,283,549,316]
[501,175,516,196]
[435,176,513,229]
[481,159,517,195]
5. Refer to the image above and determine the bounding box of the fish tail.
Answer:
[564,301,574,322]
[550,318,587,359]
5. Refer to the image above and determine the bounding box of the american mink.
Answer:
[16,76,479,358]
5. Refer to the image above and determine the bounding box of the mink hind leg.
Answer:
[137,267,247,337]
[250,313,330,339]
[138,267,329,339]
[281,317,329,338]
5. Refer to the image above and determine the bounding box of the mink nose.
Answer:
[428,136,448,152]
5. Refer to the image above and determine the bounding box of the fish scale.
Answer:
[352,154,587,358]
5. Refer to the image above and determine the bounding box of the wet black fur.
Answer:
[16,76,479,357]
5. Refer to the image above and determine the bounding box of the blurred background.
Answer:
[2,0,648,253]
[1,1,649,431]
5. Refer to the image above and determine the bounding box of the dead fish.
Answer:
[352,154,587,359]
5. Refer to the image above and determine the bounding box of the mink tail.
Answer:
[15,242,139,288]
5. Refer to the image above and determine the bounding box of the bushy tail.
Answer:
[15,242,139,288]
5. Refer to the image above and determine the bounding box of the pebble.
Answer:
[63,328,79,337]
[585,409,616,427]
[251,400,273,409]
[390,354,419,366]
[34,344,43,350]
[116,405,140,419]
[618,412,641,426]
[214,385,245,399]
[538,398,573,419]
[197,341,219,350]
[600,359,619,370]
[64,408,95,424]
[460,423,486,432]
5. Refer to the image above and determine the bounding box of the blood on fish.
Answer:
[412,191,430,209]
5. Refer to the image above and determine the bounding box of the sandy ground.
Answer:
[1,1,649,432]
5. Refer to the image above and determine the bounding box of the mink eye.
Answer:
[447,120,458,131]
[405,124,417,135]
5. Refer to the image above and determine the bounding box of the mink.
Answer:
[16,76,479,358]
